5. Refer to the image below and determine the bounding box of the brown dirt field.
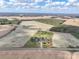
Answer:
[63,19,79,26]
[0,50,71,59]
[0,16,52,20]
[0,25,15,38]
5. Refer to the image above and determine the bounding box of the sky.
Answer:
[0,0,79,14]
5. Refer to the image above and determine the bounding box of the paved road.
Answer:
[0,47,79,51]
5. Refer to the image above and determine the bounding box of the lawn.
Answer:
[23,38,39,48]
[34,19,65,26]
[33,31,53,39]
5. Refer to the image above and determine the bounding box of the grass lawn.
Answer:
[33,31,53,39]
[34,19,65,26]
[23,39,39,48]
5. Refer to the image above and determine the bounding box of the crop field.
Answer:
[0,21,53,48]
[50,25,79,39]
[34,19,65,26]
[52,32,79,47]
[71,33,79,39]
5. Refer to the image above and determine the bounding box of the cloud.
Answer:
[0,0,8,8]
[0,0,79,10]
[47,2,66,6]
[65,0,78,7]
[34,0,44,2]
[68,0,77,3]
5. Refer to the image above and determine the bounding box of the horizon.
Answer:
[0,12,79,14]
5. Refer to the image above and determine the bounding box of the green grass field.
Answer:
[23,39,39,48]
[34,19,65,26]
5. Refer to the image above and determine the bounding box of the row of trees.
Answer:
[50,25,79,33]
[0,18,20,25]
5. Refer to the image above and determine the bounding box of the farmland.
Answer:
[24,31,53,48]
[34,19,65,26]
[50,25,79,39]
[0,17,78,48]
